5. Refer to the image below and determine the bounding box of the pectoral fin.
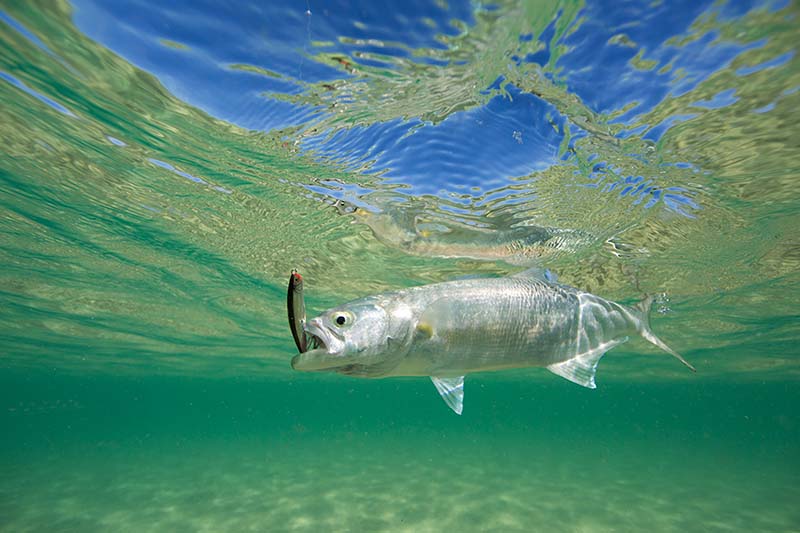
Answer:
[415,298,453,343]
[546,337,628,388]
[431,376,465,415]
[415,322,434,339]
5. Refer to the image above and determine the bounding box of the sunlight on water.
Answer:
[1,0,798,531]
[1,0,797,378]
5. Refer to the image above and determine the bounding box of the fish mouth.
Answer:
[290,321,344,372]
[304,332,325,352]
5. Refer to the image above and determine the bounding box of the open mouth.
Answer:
[290,321,342,372]
[302,320,332,354]
[304,332,325,352]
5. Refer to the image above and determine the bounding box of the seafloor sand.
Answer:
[1,434,798,532]
[1,376,798,532]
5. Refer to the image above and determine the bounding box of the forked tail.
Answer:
[633,296,696,372]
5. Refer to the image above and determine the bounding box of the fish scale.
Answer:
[399,279,616,375]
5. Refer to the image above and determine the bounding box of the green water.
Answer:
[2,371,799,531]
[2,0,799,531]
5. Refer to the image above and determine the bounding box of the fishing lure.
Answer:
[287,269,308,353]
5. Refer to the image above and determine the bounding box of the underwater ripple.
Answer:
[1,0,798,380]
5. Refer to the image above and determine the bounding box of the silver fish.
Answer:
[291,268,695,414]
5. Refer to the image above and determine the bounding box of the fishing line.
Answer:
[298,0,313,83]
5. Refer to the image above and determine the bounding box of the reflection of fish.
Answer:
[396,224,585,264]
[343,204,587,265]
[287,270,307,353]
[292,268,694,414]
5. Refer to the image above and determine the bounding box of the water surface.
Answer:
[1,0,798,530]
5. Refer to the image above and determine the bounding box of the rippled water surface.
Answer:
[1,0,799,531]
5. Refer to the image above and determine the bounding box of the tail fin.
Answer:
[633,296,696,372]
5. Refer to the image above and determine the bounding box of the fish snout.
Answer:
[306,317,324,332]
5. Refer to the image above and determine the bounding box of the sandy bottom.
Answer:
[1,433,797,533]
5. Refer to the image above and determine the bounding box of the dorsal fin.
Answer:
[511,267,557,282]
[431,376,465,415]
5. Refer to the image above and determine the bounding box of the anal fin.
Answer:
[547,337,628,389]
[431,376,465,415]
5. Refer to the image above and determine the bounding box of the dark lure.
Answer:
[287,269,308,353]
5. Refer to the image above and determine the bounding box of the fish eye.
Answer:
[332,312,353,327]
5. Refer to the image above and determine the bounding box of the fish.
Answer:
[336,201,589,265]
[291,268,695,414]
[287,269,307,353]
